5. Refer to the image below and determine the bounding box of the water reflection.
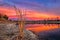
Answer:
[25,24,60,33]
[25,24,60,40]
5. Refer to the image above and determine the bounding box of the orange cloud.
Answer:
[0,7,60,20]
[0,6,16,16]
[26,10,60,20]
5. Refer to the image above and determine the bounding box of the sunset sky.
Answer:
[0,0,60,33]
[0,0,60,20]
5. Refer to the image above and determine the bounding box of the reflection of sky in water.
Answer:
[25,24,60,33]
[25,24,60,40]
[38,28,60,40]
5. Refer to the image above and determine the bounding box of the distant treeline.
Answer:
[26,20,60,24]
[10,20,60,24]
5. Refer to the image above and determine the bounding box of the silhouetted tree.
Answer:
[0,13,9,21]
[0,13,2,18]
[3,15,8,20]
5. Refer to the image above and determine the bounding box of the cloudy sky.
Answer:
[0,0,60,20]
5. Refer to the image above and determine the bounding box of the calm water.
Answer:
[25,24,60,40]
[25,24,60,33]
